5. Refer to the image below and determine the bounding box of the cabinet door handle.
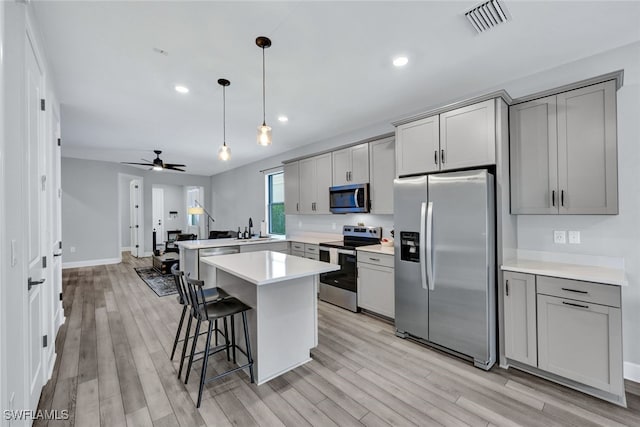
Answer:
[552,190,556,207]
[562,301,589,309]
[561,190,565,207]
[434,150,438,165]
[505,280,509,296]
[561,287,588,294]
[440,149,445,164]
[346,171,349,182]
[349,171,352,181]
[296,202,299,212]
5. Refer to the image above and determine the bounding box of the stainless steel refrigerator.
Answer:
[394,169,496,370]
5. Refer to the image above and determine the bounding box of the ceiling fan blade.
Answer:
[141,158,153,163]
[164,163,186,168]
[122,162,154,166]
[165,166,185,172]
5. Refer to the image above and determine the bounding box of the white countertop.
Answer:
[356,244,394,255]
[286,235,339,245]
[177,236,286,250]
[201,250,340,286]
[501,258,627,286]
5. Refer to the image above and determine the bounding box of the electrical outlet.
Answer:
[569,230,581,244]
[553,230,567,244]
[70,246,76,253]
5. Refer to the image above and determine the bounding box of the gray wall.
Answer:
[62,157,211,263]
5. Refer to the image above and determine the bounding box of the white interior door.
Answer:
[129,180,142,257]
[152,187,164,250]
[26,33,45,410]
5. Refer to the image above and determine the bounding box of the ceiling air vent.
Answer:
[465,0,509,33]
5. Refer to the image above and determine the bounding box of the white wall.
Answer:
[0,0,6,422]
[62,157,211,265]
[501,41,640,371]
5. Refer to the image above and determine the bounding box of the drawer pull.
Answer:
[562,301,589,309]
[368,257,380,262]
[561,288,588,294]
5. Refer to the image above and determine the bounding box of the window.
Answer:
[267,172,285,235]
[186,188,200,227]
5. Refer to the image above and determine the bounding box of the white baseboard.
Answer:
[624,361,640,382]
[62,257,121,269]
[121,246,131,252]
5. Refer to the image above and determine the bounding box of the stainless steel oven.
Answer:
[319,226,381,312]
[329,183,370,213]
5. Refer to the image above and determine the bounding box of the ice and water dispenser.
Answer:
[400,231,420,262]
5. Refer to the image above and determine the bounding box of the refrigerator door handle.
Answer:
[419,202,428,290]
[426,201,434,291]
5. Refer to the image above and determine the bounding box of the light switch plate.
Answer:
[569,230,581,244]
[553,230,566,244]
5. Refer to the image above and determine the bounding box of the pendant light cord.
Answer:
[262,46,266,126]
[223,85,226,145]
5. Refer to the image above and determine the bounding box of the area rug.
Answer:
[134,267,178,297]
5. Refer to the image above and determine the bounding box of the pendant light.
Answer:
[256,36,272,146]
[217,78,231,161]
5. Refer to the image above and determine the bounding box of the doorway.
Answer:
[152,187,165,251]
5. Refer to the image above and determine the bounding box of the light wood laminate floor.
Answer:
[36,254,640,426]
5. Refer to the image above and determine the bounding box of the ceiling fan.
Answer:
[122,150,186,172]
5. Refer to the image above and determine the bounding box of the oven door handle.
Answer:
[336,249,355,256]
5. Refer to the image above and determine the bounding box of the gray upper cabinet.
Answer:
[369,137,395,214]
[284,161,300,215]
[299,153,332,214]
[395,114,439,177]
[510,80,618,214]
[510,95,559,214]
[557,81,618,214]
[439,99,496,171]
[332,143,370,186]
[503,272,537,367]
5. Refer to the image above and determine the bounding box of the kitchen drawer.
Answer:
[305,254,319,261]
[291,242,305,252]
[291,250,305,258]
[537,276,620,308]
[357,252,394,268]
[304,244,319,255]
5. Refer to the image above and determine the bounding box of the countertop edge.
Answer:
[501,261,628,287]
[355,245,394,255]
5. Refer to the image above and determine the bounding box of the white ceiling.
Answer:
[32,1,640,176]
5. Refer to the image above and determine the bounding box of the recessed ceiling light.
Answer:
[393,56,409,67]
[278,116,288,122]
[175,85,189,94]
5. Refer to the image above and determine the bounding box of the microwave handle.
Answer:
[354,188,360,208]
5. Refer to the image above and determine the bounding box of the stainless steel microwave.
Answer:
[329,183,370,213]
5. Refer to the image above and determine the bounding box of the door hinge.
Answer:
[59,292,63,301]
[40,99,46,111]
[57,138,61,146]
[42,256,47,268]
[42,335,48,348]
[135,225,139,228]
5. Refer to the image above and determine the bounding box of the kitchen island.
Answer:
[200,250,339,385]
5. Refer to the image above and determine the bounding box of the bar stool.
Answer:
[169,265,229,379]
[184,277,255,408]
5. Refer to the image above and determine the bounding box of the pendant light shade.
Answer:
[256,36,272,146]
[217,78,231,161]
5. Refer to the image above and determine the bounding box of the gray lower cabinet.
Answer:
[510,79,618,214]
[503,270,625,406]
[357,252,394,318]
[537,294,623,394]
[503,272,537,366]
[239,241,290,254]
